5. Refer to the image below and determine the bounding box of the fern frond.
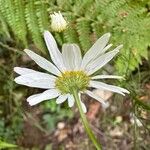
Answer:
[0,14,10,38]
[25,0,46,53]
[0,0,8,20]
[64,25,79,44]
[0,0,149,76]
[3,0,16,36]
[84,2,101,20]
[14,0,28,47]
[73,0,93,16]
[91,21,103,39]
[113,5,150,74]
[76,18,92,53]
[54,33,64,46]
[35,1,50,33]
[56,0,73,11]
[102,0,127,18]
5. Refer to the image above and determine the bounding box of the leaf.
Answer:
[0,140,17,149]
[135,97,150,111]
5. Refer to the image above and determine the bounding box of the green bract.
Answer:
[55,71,90,94]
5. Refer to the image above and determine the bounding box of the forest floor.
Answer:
[17,83,150,150]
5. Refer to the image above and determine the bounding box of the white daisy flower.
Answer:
[14,31,129,113]
[50,11,67,32]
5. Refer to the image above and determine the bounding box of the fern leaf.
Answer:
[0,14,10,38]
[35,1,50,33]
[56,0,73,11]
[76,18,92,53]
[25,0,46,54]
[14,0,28,47]
[64,25,79,44]
[3,0,16,36]
[73,0,93,16]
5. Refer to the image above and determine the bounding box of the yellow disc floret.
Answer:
[55,71,90,94]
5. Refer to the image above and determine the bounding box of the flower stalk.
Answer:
[72,88,102,150]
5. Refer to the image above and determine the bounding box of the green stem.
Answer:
[72,89,102,150]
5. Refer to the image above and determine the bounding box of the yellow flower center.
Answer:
[55,71,90,94]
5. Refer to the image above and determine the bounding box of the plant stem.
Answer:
[72,89,102,150]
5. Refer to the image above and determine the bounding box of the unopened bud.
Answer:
[50,11,67,32]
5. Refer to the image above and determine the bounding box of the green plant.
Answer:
[0,140,17,149]
[0,40,24,144]
[0,0,149,75]
[42,101,73,130]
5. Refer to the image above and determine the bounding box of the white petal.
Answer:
[16,71,56,80]
[78,93,87,113]
[62,44,74,70]
[72,44,82,70]
[89,80,130,96]
[15,77,55,89]
[26,93,41,104]
[62,44,82,70]
[14,67,58,77]
[27,89,60,106]
[86,45,123,75]
[24,49,61,76]
[67,94,75,107]
[14,67,38,75]
[98,43,113,55]
[81,33,111,69]
[92,44,113,61]
[56,94,68,104]
[85,90,108,107]
[44,31,66,71]
[14,72,56,89]
[92,75,123,80]
[101,101,110,109]
[80,101,87,113]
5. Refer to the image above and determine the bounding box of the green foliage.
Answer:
[42,100,73,130]
[76,18,92,53]
[0,0,149,74]
[0,0,27,47]
[25,0,46,53]
[64,26,79,44]
[0,140,17,149]
[35,1,50,33]
[0,1,150,148]
[0,15,10,38]
[14,0,28,47]
[0,44,24,144]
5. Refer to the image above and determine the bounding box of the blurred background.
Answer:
[0,0,150,149]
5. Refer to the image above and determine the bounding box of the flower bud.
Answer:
[50,11,67,32]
